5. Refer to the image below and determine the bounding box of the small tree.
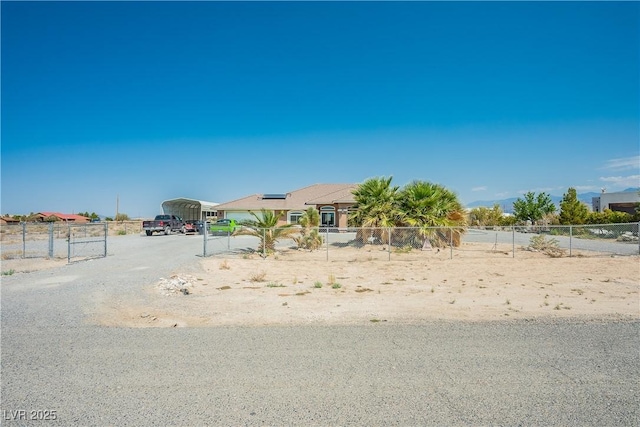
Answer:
[513,192,556,225]
[586,209,633,224]
[559,188,588,225]
[115,213,130,221]
[236,209,297,255]
[469,204,504,227]
[293,207,323,250]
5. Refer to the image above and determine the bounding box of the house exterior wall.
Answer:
[313,203,354,228]
[593,191,640,213]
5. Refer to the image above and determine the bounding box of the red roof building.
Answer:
[36,212,90,223]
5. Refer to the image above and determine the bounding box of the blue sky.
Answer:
[2,1,638,218]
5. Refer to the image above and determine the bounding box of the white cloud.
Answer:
[599,175,640,188]
[602,156,640,171]
[471,186,487,192]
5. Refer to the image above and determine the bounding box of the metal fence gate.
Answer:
[67,223,108,262]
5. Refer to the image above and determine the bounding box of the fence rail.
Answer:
[202,223,640,260]
[0,222,108,262]
[2,222,637,262]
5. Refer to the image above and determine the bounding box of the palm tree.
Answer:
[350,176,401,227]
[350,176,401,245]
[397,181,467,247]
[236,209,297,254]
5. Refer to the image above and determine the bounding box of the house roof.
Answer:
[214,183,358,212]
[0,216,20,223]
[38,212,90,221]
[305,185,358,205]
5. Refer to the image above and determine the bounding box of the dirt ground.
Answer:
[89,243,639,328]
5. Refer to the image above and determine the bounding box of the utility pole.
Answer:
[116,195,119,220]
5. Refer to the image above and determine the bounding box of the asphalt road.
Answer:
[1,234,639,426]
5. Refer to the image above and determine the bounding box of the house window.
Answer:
[320,206,335,227]
[288,211,303,224]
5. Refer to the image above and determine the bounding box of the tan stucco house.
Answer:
[214,183,358,228]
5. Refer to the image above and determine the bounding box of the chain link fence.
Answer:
[4,222,636,262]
[0,222,107,262]
[202,223,639,260]
[67,223,108,262]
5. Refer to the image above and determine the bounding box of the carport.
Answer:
[161,197,219,221]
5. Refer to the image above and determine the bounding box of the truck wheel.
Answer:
[164,226,171,235]
[181,226,186,234]
[146,230,152,236]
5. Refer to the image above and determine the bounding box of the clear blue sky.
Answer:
[2,1,638,218]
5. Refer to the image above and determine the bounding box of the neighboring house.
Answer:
[592,190,640,214]
[0,216,20,225]
[214,183,358,227]
[36,212,90,223]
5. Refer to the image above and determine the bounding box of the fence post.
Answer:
[104,223,108,257]
[67,225,71,264]
[569,225,572,257]
[22,222,26,259]
[388,227,391,261]
[326,227,329,261]
[48,222,54,258]
[263,228,266,258]
[449,227,453,259]
[512,226,515,258]
[203,221,208,257]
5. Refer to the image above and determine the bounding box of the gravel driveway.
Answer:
[1,234,638,426]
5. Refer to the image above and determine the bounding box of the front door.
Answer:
[321,211,335,227]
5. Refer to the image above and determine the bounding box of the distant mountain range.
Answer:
[466,188,639,213]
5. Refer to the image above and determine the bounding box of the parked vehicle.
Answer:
[184,220,204,234]
[209,219,238,234]
[142,215,186,236]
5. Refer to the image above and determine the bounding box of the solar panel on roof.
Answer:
[262,194,287,199]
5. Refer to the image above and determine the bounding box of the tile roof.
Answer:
[38,212,90,221]
[305,185,358,205]
[214,183,358,211]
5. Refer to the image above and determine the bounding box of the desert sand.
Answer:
[94,243,639,327]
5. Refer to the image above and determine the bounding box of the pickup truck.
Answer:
[209,219,238,234]
[143,215,186,236]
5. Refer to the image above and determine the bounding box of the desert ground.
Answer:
[3,241,638,328]
[81,242,640,328]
